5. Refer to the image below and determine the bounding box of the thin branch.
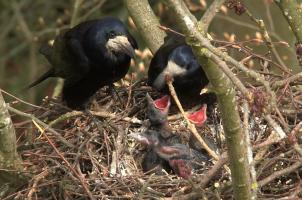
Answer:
[7,105,74,148]
[243,101,258,199]
[200,0,226,32]
[78,0,106,22]
[166,79,219,160]
[48,110,142,128]
[199,152,228,188]
[273,72,302,88]
[245,8,290,73]
[258,160,302,187]
[164,0,251,198]
[70,0,84,27]
[1,89,44,109]
[31,120,95,200]
[275,0,302,66]
[200,47,251,99]
[264,114,286,139]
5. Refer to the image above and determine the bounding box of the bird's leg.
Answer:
[108,84,125,108]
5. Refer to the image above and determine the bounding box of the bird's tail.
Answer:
[26,68,55,89]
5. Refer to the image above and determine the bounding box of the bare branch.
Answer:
[200,0,226,32]
[124,0,166,54]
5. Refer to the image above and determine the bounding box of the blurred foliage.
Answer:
[0,0,300,106]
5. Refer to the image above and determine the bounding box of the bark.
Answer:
[275,0,302,42]
[0,90,25,197]
[163,0,251,199]
[0,91,22,169]
[123,0,167,54]
[275,0,302,65]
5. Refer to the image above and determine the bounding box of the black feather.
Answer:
[148,36,209,99]
[28,17,137,109]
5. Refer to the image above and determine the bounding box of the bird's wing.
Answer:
[65,37,90,74]
[62,22,98,78]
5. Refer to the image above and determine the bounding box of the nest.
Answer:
[6,80,302,200]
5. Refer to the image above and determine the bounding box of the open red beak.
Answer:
[187,104,207,127]
[154,95,170,112]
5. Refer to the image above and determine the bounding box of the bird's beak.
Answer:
[187,104,207,127]
[146,93,171,117]
[154,95,170,112]
[106,35,136,58]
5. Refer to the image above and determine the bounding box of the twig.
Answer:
[199,152,228,188]
[215,14,287,43]
[27,169,49,200]
[1,89,44,109]
[200,0,226,32]
[275,0,302,66]
[164,1,252,198]
[288,121,302,157]
[254,129,281,163]
[110,126,126,176]
[7,105,74,148]
[273,72,302,89]
[31,120,95,200]
[70,0,84,27]
[166,79,219,160]
[78,0,106,22]
[243,101,258,199]
[245,8,290,73]
[158,25,185,37]
[264,114,286,139]
[258,160,302,187]
[125,73,134,110]
[254,114,288,163]
[288,121,302,144]
[162,4,278,112]
[48,110,142,128]
[253,135,283,150]
[200,47,251,99]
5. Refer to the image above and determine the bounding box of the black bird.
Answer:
[28,17,138,109]
[148,37,209,100]
[146,93,173,138]
[130,94,211,177]
[131,129,172,175]
[129,130,210,179]
[138,94,176,174]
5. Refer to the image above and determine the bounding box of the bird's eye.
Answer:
[108,31,116,39]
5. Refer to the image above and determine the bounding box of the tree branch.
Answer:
[123,0,166,54]
[275,0,302,65]
[163,0,251,199]
[200,0,225,32]
[0,91,22,169]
